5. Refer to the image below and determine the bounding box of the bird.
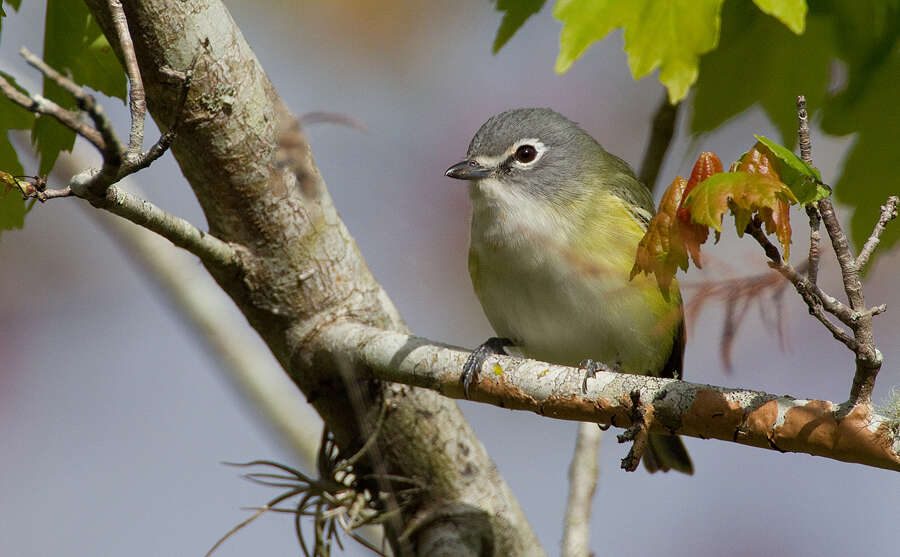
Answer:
[444,108,692,474]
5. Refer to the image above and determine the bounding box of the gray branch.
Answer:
[316,322,900,473]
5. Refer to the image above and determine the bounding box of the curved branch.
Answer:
[317,322,900,473]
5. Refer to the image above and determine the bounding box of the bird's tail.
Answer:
[643,434,693,475]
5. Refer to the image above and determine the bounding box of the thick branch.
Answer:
[318,322,900,473]
[81,1,542,554]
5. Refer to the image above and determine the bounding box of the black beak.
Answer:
[445,160,492,180]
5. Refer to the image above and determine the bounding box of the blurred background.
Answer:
[1,1,898,556]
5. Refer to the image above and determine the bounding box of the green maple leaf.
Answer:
[752,0,807,34]
[554,0,726,103]
[685,170,797,257]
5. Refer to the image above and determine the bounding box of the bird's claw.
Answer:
[579,359,620,393]
[462,337,512,398]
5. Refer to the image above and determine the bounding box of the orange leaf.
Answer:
[684,171,798,258]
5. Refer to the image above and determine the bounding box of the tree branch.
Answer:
[856,196,899,270]
[108,0,147,160]
[0,72,107,152]
[561,423,601,557]
[20,46,125,164]
[316,322,900,472]
[796,96,821,285]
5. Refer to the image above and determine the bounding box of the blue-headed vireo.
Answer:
[445,108,692,474]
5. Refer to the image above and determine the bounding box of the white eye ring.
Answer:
[510,138,546,168]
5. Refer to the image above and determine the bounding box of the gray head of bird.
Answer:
[445,108,623,205]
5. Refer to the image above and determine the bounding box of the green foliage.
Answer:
[821,1,900,261]
[751,135,829,205]
[32,0,127,174]
[752,0,806,34]
[694,0,900,260]
[692,0,833,147]
[492,0,546,53]
[0,72,33,236]
[554,0,726,103]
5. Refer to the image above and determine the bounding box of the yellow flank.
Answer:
[575,191,682,321]
[493,363,504,376]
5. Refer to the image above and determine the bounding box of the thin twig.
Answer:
[129,62,194,173]
[744,220,856,350]
[19,47,125,163]
[797,97,822,285]
[0,73,106,151]
[36,185,73,201]
[561,423,601,557]
[818,198,865,310]
[108,0,146,160]
[856,196,899,270]
[639,96,679,192]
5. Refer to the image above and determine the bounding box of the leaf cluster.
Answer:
[632,136,826,289]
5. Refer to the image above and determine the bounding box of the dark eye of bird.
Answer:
[514,144,537,163]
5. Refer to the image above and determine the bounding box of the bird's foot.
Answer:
[579,359,620,394]
[462,337,513,398]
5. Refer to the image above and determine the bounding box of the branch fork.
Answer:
[0,7,232,270]
[746,95,897,408]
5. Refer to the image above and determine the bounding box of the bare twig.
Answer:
[561,423,601,557]
[23,165,238,268]
[856,196,899,270]
[797,97,823,284]
[20,47,125,164]
[0,73,106,151]
[92,181,238,268]
[35,185,73,201]
[107,0,146,160]
[128,63,194,173]
[744,220,858,351]
[639,96,679,192]
[744,96,895,407]
[6,47,193,200]
[818,198,865,309]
